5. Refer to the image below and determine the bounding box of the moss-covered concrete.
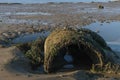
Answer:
[44,28,117,73]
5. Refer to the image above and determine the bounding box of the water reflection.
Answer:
[12,31,50,43]
[85,21,120,42]
[0,12,52,16]
[2,19,49,25]
[12,21,120,52]
[82,7,120,15]
[85,21,120,52]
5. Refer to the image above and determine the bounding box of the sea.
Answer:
[0,0,117,4]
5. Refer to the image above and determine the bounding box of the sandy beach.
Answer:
[0,47,120,80]
[0,1,120,80]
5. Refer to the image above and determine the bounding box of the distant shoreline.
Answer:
[0,1,119,5]
[0,0,119,5]
[0,3,22,5]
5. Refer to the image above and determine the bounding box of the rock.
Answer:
[16,37,45,71]
[27,28,37,33]
[25,46,44,70]
[17,31,22,35]
[98,4,104,9]
[2,32,18,39]
[2,32,9,37]
[44,28,117,73]
[10,32,18,38]
[0,37,10,45]
[17,31,25,35]
[0,45,3,48]
[27,74,33,77]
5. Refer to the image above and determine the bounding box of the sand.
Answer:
[0,1,120,80]
[0,46,120,80]
[0,1,120,34]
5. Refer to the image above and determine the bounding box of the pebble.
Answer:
[0,69,3,71]
[0,45,4,48]
[16,74,21,76]
[27,74,33,77]
[2,32,9,37]
[2,32,18,39]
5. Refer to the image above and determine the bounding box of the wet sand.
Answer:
[0,1,120,34]
[0,1,120,80]
[0,46,120,80]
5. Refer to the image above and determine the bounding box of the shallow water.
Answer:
[0,0,116,4]
[0,12,52,16]
[82,7,120,15]
[1,18,49,25]
[12,31,50,43]
[12,21,120,52]
[85,21,120,42]
[0,12,52,24]
[85,21,120,52]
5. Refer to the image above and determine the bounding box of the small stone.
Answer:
[27,74,33,77]
[18,31,22,35]
[59,75,66,77]
[118,73,120,75]
[1,69,3,71]
[11,32,18,38]
[2,32,9,37]
[16,74,20,76]
[0,45,4,48]
[98,4,104,9]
